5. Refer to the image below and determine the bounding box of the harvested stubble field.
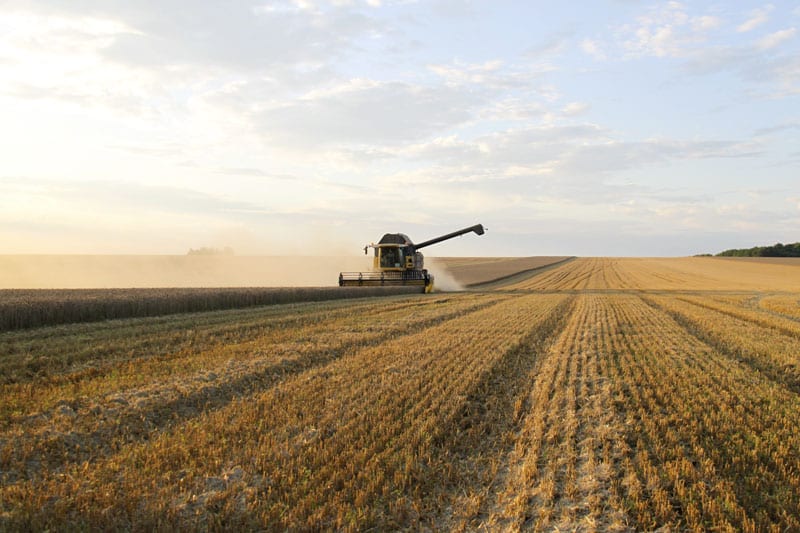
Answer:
[429,256,573,287]
[2,256,800,531]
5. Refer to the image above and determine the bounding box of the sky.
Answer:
[0,0,798,257]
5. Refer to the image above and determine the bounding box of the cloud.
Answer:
[576,3,798,100]
[253,80,478,147]
[213,168,299,181]
[581,38,606,60]
[737,4,774,33]
[0,10,163,115]
[11,1,381,71]
[357,123,762,202]
[427,59,552,91]
[605,2,792,74]
[742,53,800,96]
[38,178,259,216]
[523,33,571,58]
[478,98,547,122]
[681,46,753,75]
[428,61,504,86]
[398,136,486,165]
[562,102,589,116]
[757,27,797,50]
[619,2,712,58]
[754,121,800,136]
[692,16,720,32]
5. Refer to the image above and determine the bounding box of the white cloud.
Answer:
[757,27,797,50]
[562,102,589,116]
[743,54,800,97]
[353,123,760,199]
[253,80,478,147]
[754,121,800,136]
[428,60,505,86]
[681,46,752,75]
[291,0,316,10]
[427,59,549,91]
[479,98,546,122]
[692,16,720,32]
[619,2,716,58]
[737,4,774,33]
[400,136,486,164]
[0,11,145,102]
[11,1,382,71]
[580,38,606,60]
[580,2,799,101]
[524,34,570,58]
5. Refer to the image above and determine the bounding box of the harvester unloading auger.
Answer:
[339,224,486,293]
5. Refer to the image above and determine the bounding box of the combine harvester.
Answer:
[339,224,486,293]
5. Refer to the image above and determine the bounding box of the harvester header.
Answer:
[339,224,486,293]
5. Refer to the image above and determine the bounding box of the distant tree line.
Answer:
[716,242,800,257]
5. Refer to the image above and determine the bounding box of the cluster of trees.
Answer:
[187,246,235,256]
[716,242,800,257]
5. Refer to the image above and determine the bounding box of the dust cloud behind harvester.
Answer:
[0,255,373,289]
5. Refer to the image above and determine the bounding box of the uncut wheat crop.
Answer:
[2,256,800,531]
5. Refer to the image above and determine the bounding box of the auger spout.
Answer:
[413,224,486,251]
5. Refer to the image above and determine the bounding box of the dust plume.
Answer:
[425,257,464,292]
[0,255,373,289]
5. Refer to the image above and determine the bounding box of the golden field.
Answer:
[2,257,800,530]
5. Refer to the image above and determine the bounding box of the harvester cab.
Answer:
[339,224,486,293]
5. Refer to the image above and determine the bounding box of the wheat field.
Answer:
[2,257,800,530]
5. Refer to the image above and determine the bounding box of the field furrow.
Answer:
[684,294,800,338]
[426,294,577,530]
[487,294,631,531]
[644,294,800,392]
[0,295,427,385]
[757,294,800,320]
